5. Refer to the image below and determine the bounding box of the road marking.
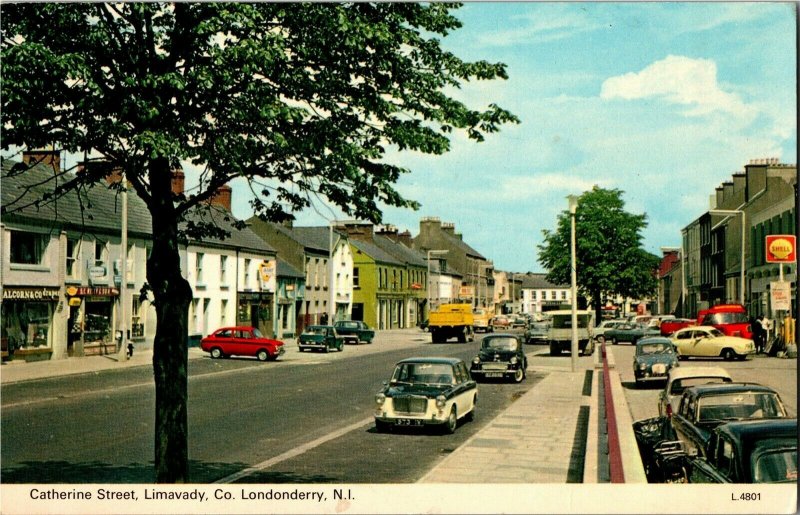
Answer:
[214,416,375,484]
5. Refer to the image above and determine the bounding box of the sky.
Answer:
[223,2,796,274]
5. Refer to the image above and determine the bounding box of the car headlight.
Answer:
[472,356,481,364]
[375,393,386,406]
[436,395,447,409]
[639,363,647,370]
[510,356,518,365]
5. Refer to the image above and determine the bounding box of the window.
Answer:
[220,299,228,326]
[220,255,228,286]
[195,253,204,285]
[323,258,328,288]
[131,296,145,338]
[561,291,567,300]
[191,299,199,333]
[532,291,537,300]
[10,231,48,265]
[353,267,360,288]
[244,258,251,287]
[95,240,106,263]
[66,237,81,278]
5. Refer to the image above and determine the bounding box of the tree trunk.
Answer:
[592,290,603,327]
[146,157,193,483]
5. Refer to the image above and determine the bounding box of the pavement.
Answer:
[1,332,594,484]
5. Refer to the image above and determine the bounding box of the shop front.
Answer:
[66,286,119,357]
[1,287,60,361]
[238,291,275,338]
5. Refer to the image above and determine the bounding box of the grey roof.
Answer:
[350,238,405,266]
[371,235,427,268]
[2,158,273,254]
[519,273,568,289]
[438,231,485,260]
[277,257,304,279]
[292,226,336,253]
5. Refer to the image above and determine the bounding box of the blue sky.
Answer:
[232,2,795,274]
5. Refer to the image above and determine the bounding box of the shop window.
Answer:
[66,237,81,279]
[10,231,48,265]
[2,301,52,350]
[131,296,145,338]
[220,255,228,286]
[83,301,112,344]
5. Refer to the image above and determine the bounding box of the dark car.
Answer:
[671,383,788,457]
[200,326,285,361]
[470,334,528,383]
[374,357,477,434]
[603,323,660,345]
[689,418,798,483]
[333,320,375,345]
[298,325,344,353]
[524,321,550,344]
[633,337,679,387]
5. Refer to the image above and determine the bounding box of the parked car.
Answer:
[660,318,696,336]
[671,382,788,457]
[472,309,494,333]
[602,323,660,345]
[524,320,550,344]
[689,418,798,483]
[593,320,625,342]
[374,357,477,434]
[490,315,511,330]
[470,334,528,383]
[671,326,756,361]
[510,315,528,329]
[298,325,344,353]
[333,320,375,345]
[632,337,679,387]
[657,366,732,418]
[200,326,285,361]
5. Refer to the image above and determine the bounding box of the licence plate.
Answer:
[485,372,504,378]
[395,418,423,426]
[652,364,666,374]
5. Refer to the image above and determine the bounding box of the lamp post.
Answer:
[568,195,579,373]
[328,219,366,323]
[709,209,746,305]
[116,171,129,362]
[426,250,449,317]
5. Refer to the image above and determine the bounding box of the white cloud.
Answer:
[600,55,755,119]
[475,7,602,47]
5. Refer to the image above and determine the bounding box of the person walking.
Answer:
[320,312,329,325]
[750,316,764,354]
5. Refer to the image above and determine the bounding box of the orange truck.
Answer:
[429,304,475,343]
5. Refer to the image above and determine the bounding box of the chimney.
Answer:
[344,223,373,242]
[209,184,232,211]
[379,228,413,247]
[441,222,455,235]
[171,167,185,196]
[105,166,124,185]
[23,150,61,174]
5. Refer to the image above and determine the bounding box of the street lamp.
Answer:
[568,195,579,373]
[116,171,129,362]
[329,219,366,323]
[426,250,449,317]
[709,209,746,305]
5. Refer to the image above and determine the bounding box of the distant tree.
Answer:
[1,3,517,482]
[537,187,660,323]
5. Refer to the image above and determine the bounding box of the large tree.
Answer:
[1,3,517,482]
[537,186,660,322]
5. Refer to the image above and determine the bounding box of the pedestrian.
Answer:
[320,312,329,325]
[750,316,764,354]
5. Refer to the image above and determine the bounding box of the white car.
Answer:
[657,366,732,418]
[671,326,756,361]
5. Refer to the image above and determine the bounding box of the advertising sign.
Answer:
[766,235,796,263]
[770,281,791,311]
[259,259,277,292]
[458,286,475,299]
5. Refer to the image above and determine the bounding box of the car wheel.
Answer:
[513,367,525,383]
[721,348,735,361]
[375,419,391,433]
[338,342,344,352]
[443,406,457,434]
[611,337,618,345]
[210,347,223,359]
[549,341,560,356]
[324,346,329,354]
[256,349,269,362]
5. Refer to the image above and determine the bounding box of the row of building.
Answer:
[1,152,571,362]
[657,158,797,322]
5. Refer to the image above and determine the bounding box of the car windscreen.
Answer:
[482,337,518,351]
[704,312,749,325]
[392,363,454,385]
[636,342,673,355]
[337,322,358,329]
[670,376,731,395]
[697,392,787,422]
[306,327,327,335]
[752,448,798,483]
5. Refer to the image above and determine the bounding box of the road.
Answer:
[610,343,797,422]
[1,330,537,484]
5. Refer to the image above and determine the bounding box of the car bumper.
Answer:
[341,336,358,345]
[375,400,450,426]
[299,342,329,350]
[470,364,521,379]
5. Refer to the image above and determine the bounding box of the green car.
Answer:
[333,320,375,345]
[298,325,344,353]
[602,323,660,345]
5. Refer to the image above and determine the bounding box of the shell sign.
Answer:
[766,235,796,263]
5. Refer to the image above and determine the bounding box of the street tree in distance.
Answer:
[537,186,660,323]
[1,3,518,482]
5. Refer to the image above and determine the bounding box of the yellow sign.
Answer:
[68,297,82,307]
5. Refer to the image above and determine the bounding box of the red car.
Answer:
[200,326,285,361]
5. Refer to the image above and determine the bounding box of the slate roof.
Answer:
[2,158,273,254]
[291,226,335,253]
[277,257,304,279]
[438,230,485,260]
[371,234,427,268]
[519,273,568,289]
[349,238,405,266]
